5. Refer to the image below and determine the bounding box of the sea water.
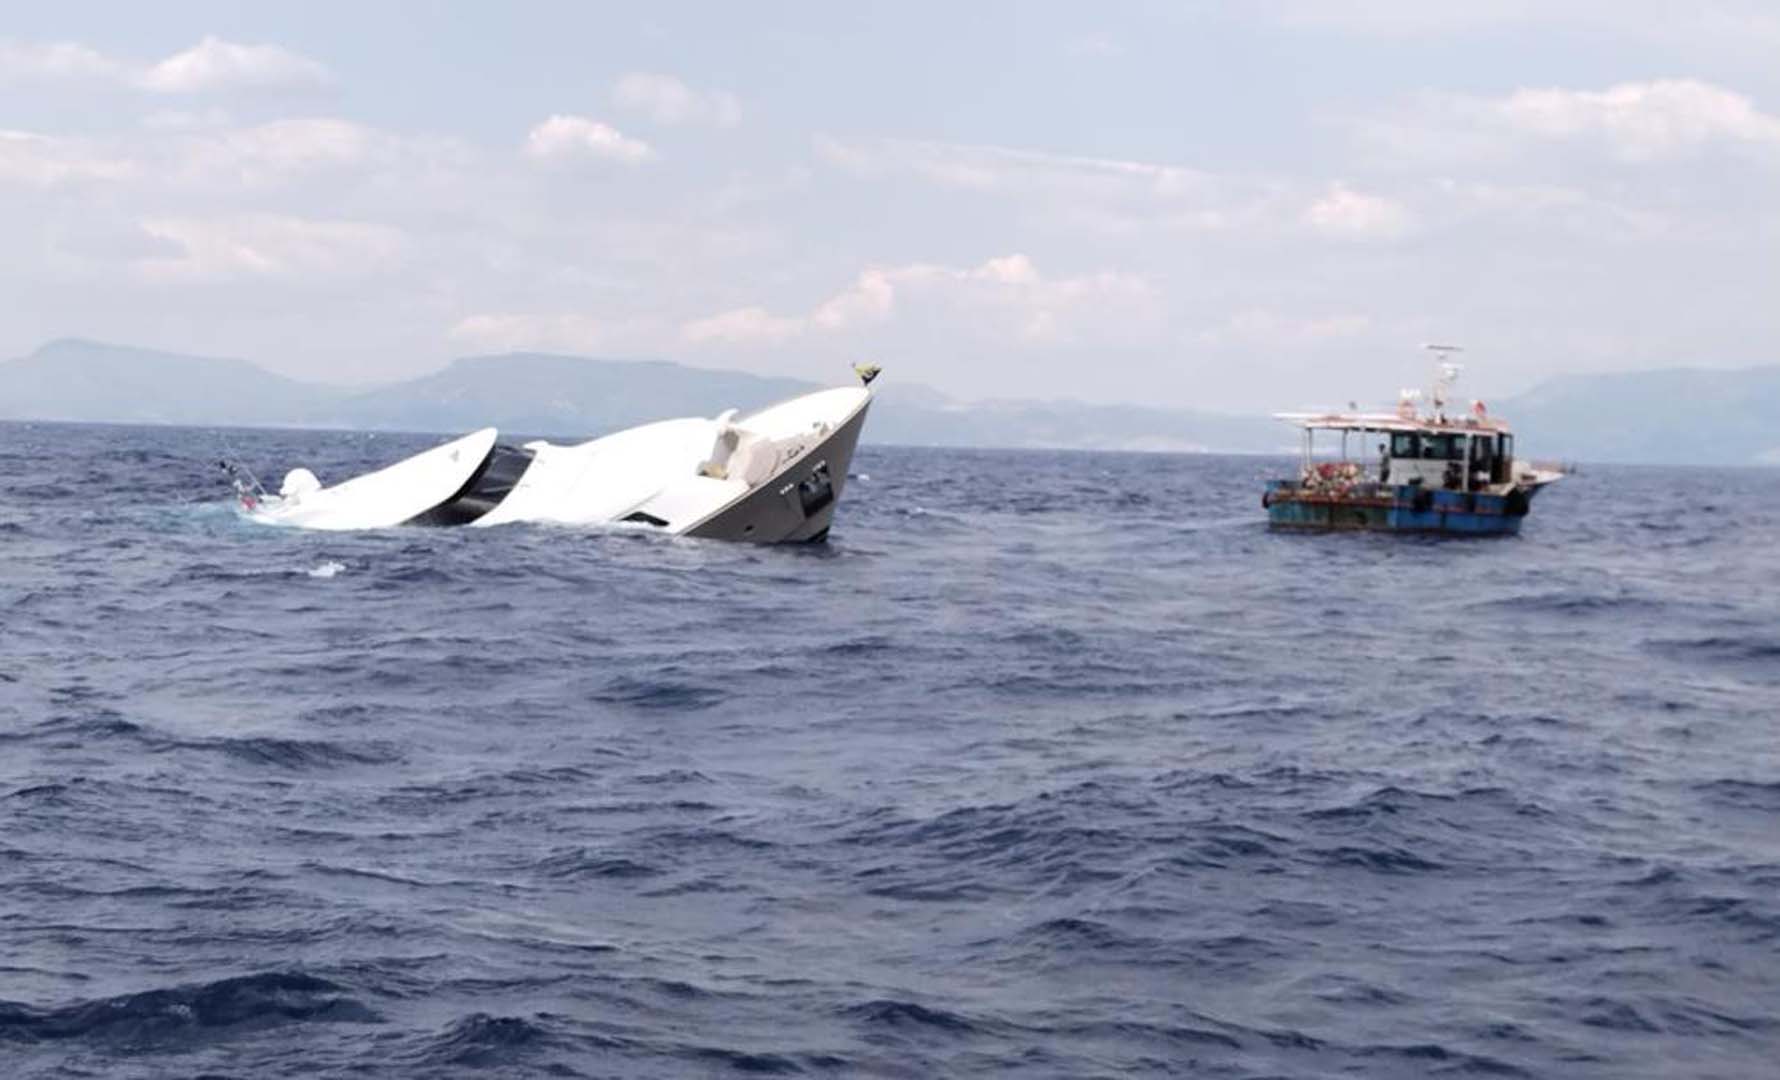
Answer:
[2,422,1778,1077]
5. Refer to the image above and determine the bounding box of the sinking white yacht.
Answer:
[233,377,876,544]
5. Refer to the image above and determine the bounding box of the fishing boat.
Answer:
[227,367,878,544]
[1262,348,1561,534]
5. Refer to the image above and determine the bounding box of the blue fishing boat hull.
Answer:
[1263,482,1538,535]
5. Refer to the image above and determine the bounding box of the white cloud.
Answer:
[1496,79,1780,160]
[170,118,375,185]
[682,255,1156,348]
[0,39,120,81]
[974,254,1043,285]
[613,72,741,128]
[1197,309,1373,347]
[887,255,1157,343]
[817,135,1217,198]
[140,108,234,131]
[809,269,895,330]
[1355,79,1780,167]
[1260,0,1561,36]
[815,134,1318,239]
[0,130,137,187]
[1066,32,1125,57]
[1258,0,1780,49]
[1303,184,1413,239]
[1435,179,1588,213]
[1,115,473,206]
[684,269,893,345]
[524,115,654,164]
[138,36,331,94]
[1423,178,1680,238]
[448,312,613,352]
[682,307,807,346]
[1,35,330,95]
[136,215,404,281]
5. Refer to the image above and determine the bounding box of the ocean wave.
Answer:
[404,1012,568,1068]
[633,769,715,785]
[533,850,663,880]
[370,565,460,588]
[672,1044,805,1074]
[1303,783,1456,821]
[1467,589,1669,617]
[202,735,405,769]
[1308,844,1446,874]
[6,715,402,777]
[1645,634,1780,666]
[1169,826,1284,865]
[837,997,989,1034]
[1047,1017,1243,1050]
[1352,1041,1536,1077]
[1692,778,1780,811]
[591,676,728,710]
[0,972,379,1048]
[859,875,997,902]
[11,713,145,744]
[996,915,1138,951]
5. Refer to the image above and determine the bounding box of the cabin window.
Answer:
[1419,434,1465,460]
[1391,432,1419,457]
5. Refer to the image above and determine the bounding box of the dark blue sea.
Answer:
[3,421,1779,1079]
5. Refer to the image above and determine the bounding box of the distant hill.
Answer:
[0,340,341,427]
[865,390,1282,453]
[321,353,1282,451]
[0,338,1281,453]
[323,352,820,437]
[1496,366,1780,466]
[1,338,1774,463]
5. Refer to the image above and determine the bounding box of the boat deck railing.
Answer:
[1269,478,1393,501]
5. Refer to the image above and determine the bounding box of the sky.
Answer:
[2,0,1777,412]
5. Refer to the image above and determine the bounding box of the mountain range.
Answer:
[2,339,1775,465]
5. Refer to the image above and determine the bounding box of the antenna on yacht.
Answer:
[215,431,268,510]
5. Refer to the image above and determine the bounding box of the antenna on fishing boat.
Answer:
[1423,343,1464,416]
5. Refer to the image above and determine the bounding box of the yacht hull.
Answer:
[239,385,874,544]
[684,395,870,544]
